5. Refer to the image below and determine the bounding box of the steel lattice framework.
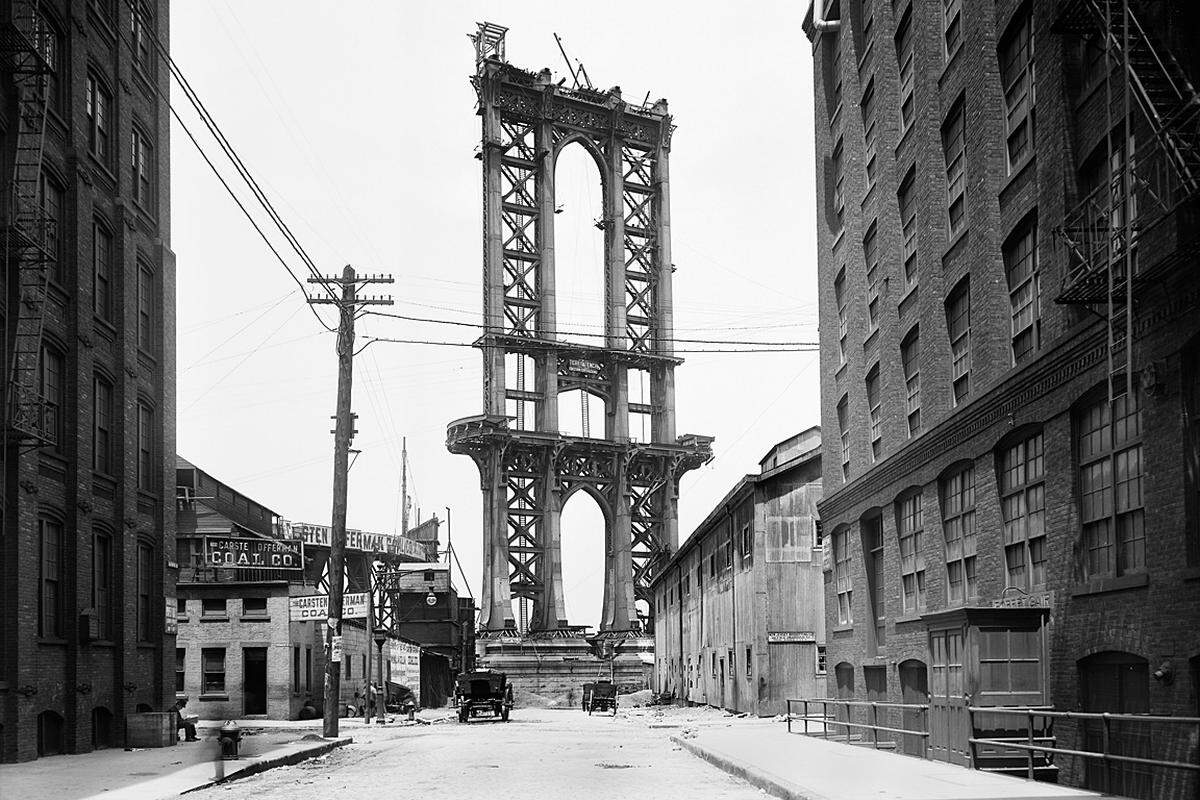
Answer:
[448,23,712,636]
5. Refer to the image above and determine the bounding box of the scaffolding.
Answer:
[1054,0,1200,401]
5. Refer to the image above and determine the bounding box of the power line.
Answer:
[361,309,817,347]
[356,335,818,355]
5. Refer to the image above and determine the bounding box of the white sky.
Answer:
[172,1,819,631]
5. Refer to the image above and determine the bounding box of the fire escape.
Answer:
[1054,0,1200,399]
[1,0,56,450]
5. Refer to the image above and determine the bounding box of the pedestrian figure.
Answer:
[173,696,198,742]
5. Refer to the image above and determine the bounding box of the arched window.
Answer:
[86,73,113,163]
[33,9,64,114]
[38,342,65,449]
[1076,387,1144,580]
[895,489,926,614]
[837,394,850,480]
[38,514,64,638]
[998,428,1046,591]
[37,710,64,757]
[945,276,971,405]
[91,706,114,750]
[860,511,886,654]
[92,219,114,321]
[901,326,921,436]
[92,526,113,640]
[833,525,853,625]
[865,363,882,461]
[940,463,977,605]
[137,400,155,491]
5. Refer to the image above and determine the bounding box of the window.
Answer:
[202,598,226,617]
[137,265,155,352]
[175,648,186,693]
[696,562,702,591]
[725,534,733,570]
[93,529,113,640]
[242,597,268,617]
[942,98,966,236]
[814,518,825,549]
[816,645,828,675]
[423,570,436,582]
[137,543,153,641]
[835,268,848,365]
[864,222,880,329]
[1000,6,1035,171]
[863,515,886,652]
[834,527,853,624]
[901,328,921,436]
[86,75,112,162]
[202,648,226,694]
[866,364,881,461]
[33,11,63,113]
[177,597,187,615]
[740,523,752,560]
[897,492,926,614]
[711,652,717,679]
[1004,217,1041,363]
[861,78,878,185]
[293,646,301,691]
[943,0,962,59]
[898,169,917,290]
[93,376,113,473]
[1000,431,1047,591]
[946,279,971,404]
[941,466,977,605]
[832,139,845,231]
[895,7,915,134]
[857,0,876,67]
[137,402,154,491]
[838,395,851,480]
[131,127,154,209]
[130,1,153,73]
[39,343,64,448]
[93,221,113,321]
[746,646,752,677]
[728,648,735,676]
[39,517,63,638]
[38,171,63,281]
[1078,390,1144,579]
[344,656,350,680]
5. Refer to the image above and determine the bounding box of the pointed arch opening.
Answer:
[560,487,607,632]
[554,141,606,346]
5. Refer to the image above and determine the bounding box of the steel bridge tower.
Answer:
[447,23,712,640]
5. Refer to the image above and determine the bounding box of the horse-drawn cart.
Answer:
[455,670,513,723]
[586,680,618,716]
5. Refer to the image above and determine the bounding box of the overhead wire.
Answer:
[355,336,818,355]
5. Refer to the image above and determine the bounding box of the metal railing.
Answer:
[786,698,930,753]
[967,706,1200,792]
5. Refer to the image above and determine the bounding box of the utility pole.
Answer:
[309,265,393,739]
[400,436,409,536]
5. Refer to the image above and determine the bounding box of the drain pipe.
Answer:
[812,0,842,33]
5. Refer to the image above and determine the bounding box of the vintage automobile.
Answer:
[586,680,618,716]
[455,670,513,723]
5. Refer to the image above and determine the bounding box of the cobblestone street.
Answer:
[188,708,764,800]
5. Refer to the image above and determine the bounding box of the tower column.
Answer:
[477,451,514,631]
[536,116,559,434]
[651,133,676,443]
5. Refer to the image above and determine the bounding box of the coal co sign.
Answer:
[205,537,303,569]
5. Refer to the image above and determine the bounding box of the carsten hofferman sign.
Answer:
[205,536,304,569]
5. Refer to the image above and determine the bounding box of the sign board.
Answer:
[278,520,426,559]
[331,635,343,662]
[165,597,177,635]
[991,591,1055,609]
[204,536,303,570]
[290,592,369,621]
[767,631,816,644]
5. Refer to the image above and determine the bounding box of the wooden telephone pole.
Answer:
[309,265,393,738]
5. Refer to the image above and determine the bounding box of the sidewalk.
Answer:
[0,723,352,800]
[671,718,1110,800]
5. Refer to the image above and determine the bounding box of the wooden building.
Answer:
[651,428,825,715]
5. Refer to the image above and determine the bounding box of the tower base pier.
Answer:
[476,633,654,706]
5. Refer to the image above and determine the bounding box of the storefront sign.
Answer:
[278,520,426,559]
[205,536,303,569]
[289,592,369,620]
[991,591,1055,609]
[767,631,815,644]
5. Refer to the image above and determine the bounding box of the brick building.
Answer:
[805,0,1199,795]
[1,0,175,761]
[652,428,824,716]
[382,561,474,676]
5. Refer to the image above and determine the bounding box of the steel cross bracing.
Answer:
[453,24,711,637]
[2,0,56,450]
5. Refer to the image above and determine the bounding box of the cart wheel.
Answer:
[612,704,618,717]
[588,703,594,716]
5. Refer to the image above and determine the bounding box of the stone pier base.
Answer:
[477,635,653,707]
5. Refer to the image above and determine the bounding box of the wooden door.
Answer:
[899,659,928,757]
[929,627,968,765]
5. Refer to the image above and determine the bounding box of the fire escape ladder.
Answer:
[2,0,55,447]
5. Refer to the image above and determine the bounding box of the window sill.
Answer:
[89,640,117,648]
[200,617,230,623]
[86,152,118,187]
[894,614,924,625]
[831,226,846,252]
[38,637,69,647]
[239,617,271,623]
[198,694,230,702]
[832,624,854,634]
[938,44,963,85]
[1001,153,1037,196]
[1072,572,1148,597]
[137,347,158,366]
[835,359,848,378]
[93,315,118,340]
[943,226,969,261]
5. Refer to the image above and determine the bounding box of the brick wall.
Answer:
[1,0,175,762]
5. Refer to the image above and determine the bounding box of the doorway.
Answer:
[243,648,268,715]
[899,659,928,757]
[1079,651,1151,798]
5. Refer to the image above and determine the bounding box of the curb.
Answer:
[671,735,828,800]
[183,737,353,794]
